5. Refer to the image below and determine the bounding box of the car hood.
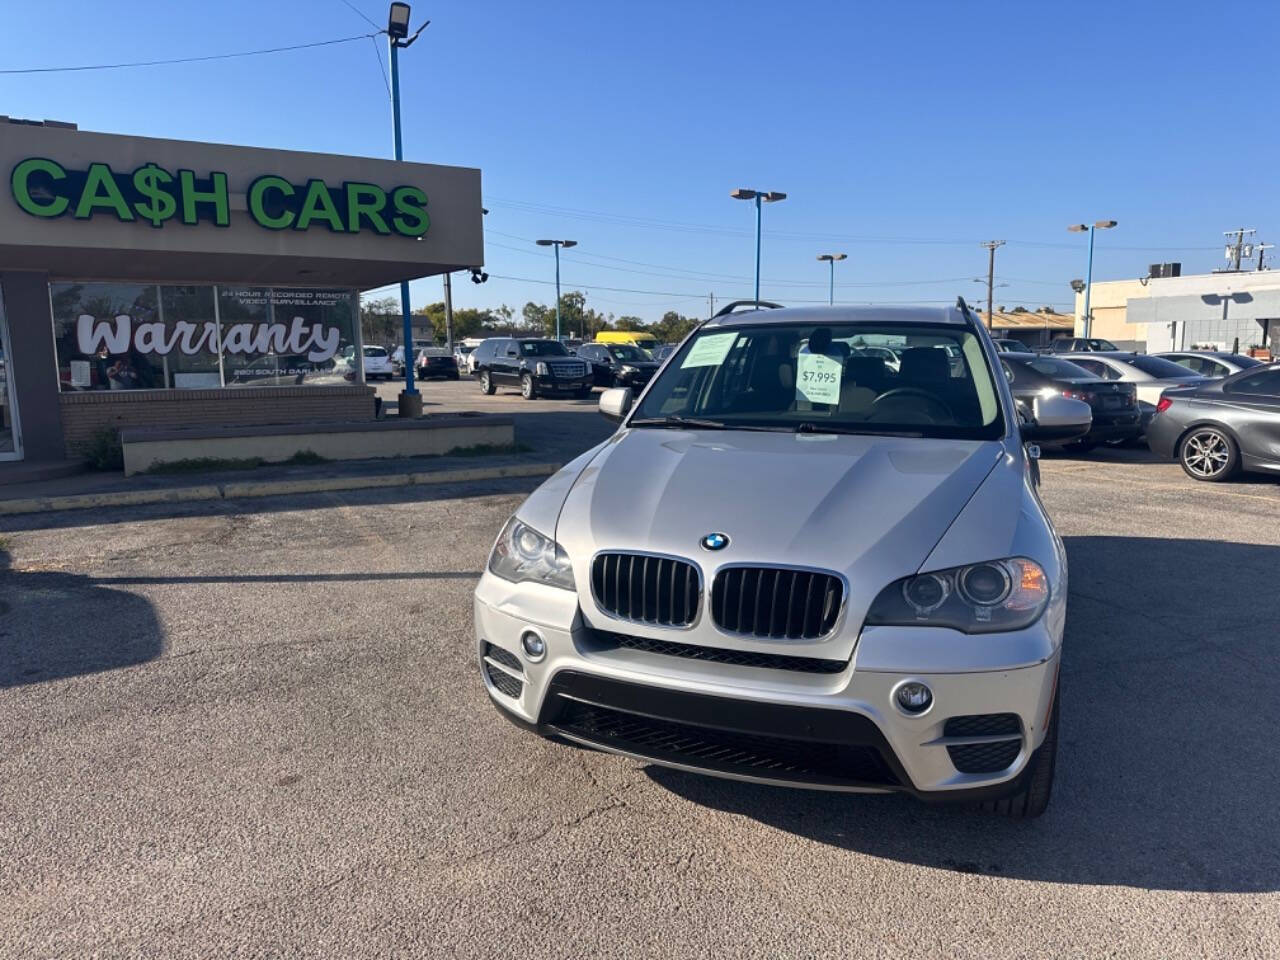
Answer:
[552,427,1004,659]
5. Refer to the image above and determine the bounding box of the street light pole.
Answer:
[536,239,577,339]
[1068,220,1117,339]
[386,3,427,415]
[817,253,847,305]
[731,188,786,303]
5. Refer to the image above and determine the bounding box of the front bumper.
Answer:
[474,572,1060,800]
[534,375,592,392]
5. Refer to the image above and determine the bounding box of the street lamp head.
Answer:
[730,188,758,201]
[535,239,554,247]
[832,252,847,261]
[763,191,787,203]
[817,253,847,262]
[1067,224,1088,233]
[1070,279,1086,293]
[561,240,578,249]
[1095,220,1118,229]
[388,2,411,40]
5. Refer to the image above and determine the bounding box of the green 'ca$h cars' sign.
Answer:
[9,157,430,238]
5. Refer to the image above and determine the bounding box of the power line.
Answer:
[337,0,382,30]
[0,33,378,75]
[484,196,1220,252]
[488,233,1064,290]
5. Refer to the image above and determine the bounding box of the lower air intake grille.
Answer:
[485,662,523,699]
[552,700,897,786]
[943,713,1021,738]
[591,552,700,627]
[584,628,847,674]
[483,642,523,674]
[947,740,1022,773]
[710,566,843,639]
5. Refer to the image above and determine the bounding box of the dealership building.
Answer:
[1075,267,1280,355]
[0,119,483,473]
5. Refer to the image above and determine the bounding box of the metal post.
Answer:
[1083,225,1096,339]
[828,258,835,305]
[389,39,417,399]
[754,194,762,303]
[554,242,562,341]
[443,271,454,350]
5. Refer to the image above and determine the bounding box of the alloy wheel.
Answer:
[1182,429,1230,479]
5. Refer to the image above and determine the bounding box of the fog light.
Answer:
[895,681,933,714]
[520,631,546,662]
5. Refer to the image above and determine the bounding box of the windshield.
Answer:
[363,347,387,357]
[608,345,650,362]
[1125,355,1199,378]
[520,341,569,357]
[631,322,1005,440]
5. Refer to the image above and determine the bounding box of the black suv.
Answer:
[577,343,661,389]
[471,338,593,399]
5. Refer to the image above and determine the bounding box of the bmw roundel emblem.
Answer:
[701,532,730,551]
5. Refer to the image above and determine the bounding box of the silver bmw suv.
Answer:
[474,301,1091,817]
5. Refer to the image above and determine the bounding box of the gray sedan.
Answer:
[1154,350,1263,378]
[1146,364,1280,481]
[1065,352,1206,406]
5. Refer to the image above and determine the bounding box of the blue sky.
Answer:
[4,0,1277,323]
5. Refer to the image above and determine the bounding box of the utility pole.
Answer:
[709,293,716,318]
[1223,228,1256,272]
[1256,243,1273,271]
[980,240,1005,330]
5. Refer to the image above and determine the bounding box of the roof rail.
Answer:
[712,299,784,318]
[955,295,975,320]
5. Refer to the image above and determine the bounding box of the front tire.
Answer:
[1179,426,1238,481]
[981,680,1058,819]
[479,370,495,395]
[520,373,537,400]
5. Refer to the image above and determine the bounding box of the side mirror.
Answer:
[598,387,633,423]
[1022,394,1092,443]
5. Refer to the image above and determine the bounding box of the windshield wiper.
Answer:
[628,415,732,430]
[795,422,924,438]
[628,415,790,432]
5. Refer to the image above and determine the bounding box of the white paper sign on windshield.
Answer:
[796,351,843,404]
[680,332,738,369]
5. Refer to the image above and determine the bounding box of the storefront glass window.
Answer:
[51,282,360,390]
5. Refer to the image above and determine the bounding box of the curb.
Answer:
[0,462,560,517]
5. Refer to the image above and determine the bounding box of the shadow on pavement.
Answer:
[646,536,1280,893]
[0,545,165,689]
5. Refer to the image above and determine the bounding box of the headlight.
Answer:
[620,364,638,373]
[535,361,550,376]
[865,557,1048,633]
[488,517,575,590]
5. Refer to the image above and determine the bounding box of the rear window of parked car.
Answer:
[1019,357,1094,379]
[1225,368,1280,395]
[364,346,387,357]
[1123,355,1198,378]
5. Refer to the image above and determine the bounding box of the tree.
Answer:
[614,315,647,332]
[522,301,553,336]
[360,295,400,346]
[652,310,698,343]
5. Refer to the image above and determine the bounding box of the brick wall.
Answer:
[59,385,377,458]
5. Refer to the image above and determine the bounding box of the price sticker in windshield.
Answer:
[796,351,843,404]
[680,332,737,368]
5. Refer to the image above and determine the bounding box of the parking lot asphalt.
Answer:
[1,415,1278,959]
